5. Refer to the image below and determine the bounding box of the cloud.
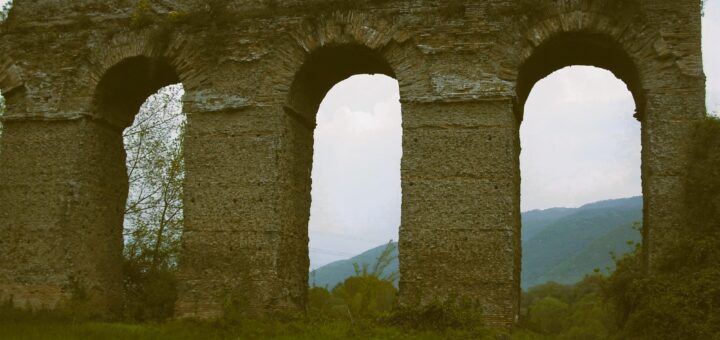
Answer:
[520,67,642,211]
[309,75,402,268]
[704,0,720,115]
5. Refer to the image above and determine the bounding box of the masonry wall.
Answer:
[0,0,706,328]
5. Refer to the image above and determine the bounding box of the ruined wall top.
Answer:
[0,0,705,124]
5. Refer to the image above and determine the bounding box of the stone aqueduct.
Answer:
[0,0,706,328]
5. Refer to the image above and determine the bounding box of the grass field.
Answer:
[0,319,527,340]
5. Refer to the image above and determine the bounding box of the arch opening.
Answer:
[286,44,402,307]
[93,57,185,320]
[518,64,643,331]
[308,74,402,290]
[122,83,185,321]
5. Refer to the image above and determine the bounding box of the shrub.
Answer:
[527,297,569,334]
[603,116,720,339]
[331,275,397,320]
[386,296,486,334]
[122,257,178,322]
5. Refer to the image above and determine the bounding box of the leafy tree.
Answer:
[526,296,569,334]
[331,275,397,320]
[603,116,720,339]
[122,84,185,321]
[0,1,10,22]
[307,286,335,316]
[326,242,399,320]
[352,241,399,283]
[520,274,616,337]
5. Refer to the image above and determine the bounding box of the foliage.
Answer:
[518,275,616,338]
[602,116,720,339]
[0,1,10,22]
[352,241,399,283]
[130,0,154,29]
[522,197,642,288]
[517,117,720,339]
[0,315,496,340]
[306,242,492,336]
[307,242,399,321]
[332,275,397,320]
[122,266,177,322]
[387,298,487,335]
[527,297,569,334]
[310,240,400,289]
[307,287,338,318]
[312,198,642,290]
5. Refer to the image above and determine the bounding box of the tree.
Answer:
[333,242,399,319]
[0,1,11,22]
[527,296,570,335]
[602,116,720,339]
[352,241,399,283]
[121,84,185,321]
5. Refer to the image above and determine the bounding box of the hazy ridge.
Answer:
[310,196,643,290]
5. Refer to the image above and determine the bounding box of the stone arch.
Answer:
[516,32,645,122]
[286,43,396,122]
[0,0,704,326]
[63,52,188,315]
[281,26,406,306]
[275,11,419,109]
[514,6,650,120]
[516,5,704,282]
[512,6,686,306]
[173,13,423,318]
[93,56,180,129]
[85,28,204,114]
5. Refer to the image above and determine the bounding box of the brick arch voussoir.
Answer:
[274,11,413,96]
[270,10,434,122]
[516,10,663,121]
[0,56,26,117]
[520,10,651,72]
[86,29,204,98]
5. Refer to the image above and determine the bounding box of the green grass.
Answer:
[0,318,513,340]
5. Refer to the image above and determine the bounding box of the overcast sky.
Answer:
[0,0,716,268]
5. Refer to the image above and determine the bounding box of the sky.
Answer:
[309,76,402,266]
[0,0,717,268]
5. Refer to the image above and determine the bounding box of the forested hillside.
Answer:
[522,196,642,288]
[311,196,643,290]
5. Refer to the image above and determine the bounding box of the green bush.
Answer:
[122,259,178,322]
[518,275,617,338]
[527,297,569,334]
[603,116,720,339]
[331,275,397,320]
[386,297,486,334]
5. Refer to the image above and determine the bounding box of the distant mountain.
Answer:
[310,242,399,290]
[522,196,642,289]
[521,207,575,242]
[310,196,643,291]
